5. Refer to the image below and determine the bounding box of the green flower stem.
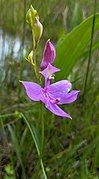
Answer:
[30,14,46,178]
[32,29,35,50]
[41,103,44,152]
[41,107,47,179]
[34,48,39,80]
[32,29,39,81]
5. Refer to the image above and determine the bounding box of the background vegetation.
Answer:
[0,0,99,178]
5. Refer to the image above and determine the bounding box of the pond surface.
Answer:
[0,29,26,62]
[0,29,26,81]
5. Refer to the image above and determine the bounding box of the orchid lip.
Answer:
[50,98,61,104]
[43,87,48,93]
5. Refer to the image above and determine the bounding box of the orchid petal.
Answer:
[40,63,60,80]
[21,81,42,101]
[48,80,72,100]
[45,101,72,119]
[58,90,80,104]
[40,39,56,70]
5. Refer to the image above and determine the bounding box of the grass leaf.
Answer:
[8,125,26,178]
[55,13,99,79]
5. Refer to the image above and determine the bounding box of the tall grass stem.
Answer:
[83,0,96,98]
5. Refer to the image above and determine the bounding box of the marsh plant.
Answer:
[20,5,79,178]
[0,1,99,178]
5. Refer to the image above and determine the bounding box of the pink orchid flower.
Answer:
[21,63,80,119]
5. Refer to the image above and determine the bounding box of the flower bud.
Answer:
[30,5,38,19]
[26,51,34,65]
[34,18,43,47]
[26,5,39,28]
[26,5,43,48]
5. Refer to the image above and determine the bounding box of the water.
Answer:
[0,29,26,81]
[0,29,26,61]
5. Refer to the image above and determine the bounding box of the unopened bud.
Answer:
[26,5,43,48]
[26,5,39,28]
[34,18,43,46]
[30,5,39,19]
[26,51,34,65]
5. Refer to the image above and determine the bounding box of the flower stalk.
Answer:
[41,103,44,152]
[26,5,43,80]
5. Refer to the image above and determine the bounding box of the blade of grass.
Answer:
[8,125,26,179]
[83,0,97,98]
[21,113,47,179]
